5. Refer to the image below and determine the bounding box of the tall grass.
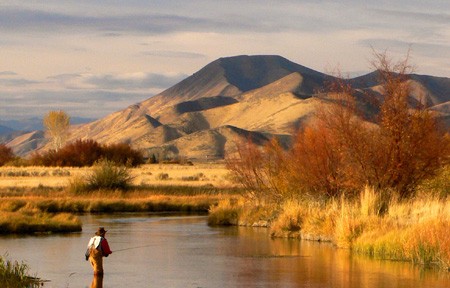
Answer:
[208,198,277,226]
[0,210,81,234]
[210,186,450,269]
[0,255,42,287]
[208,198,242,226]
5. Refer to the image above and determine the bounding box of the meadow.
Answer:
[0,163,239,234]
[0,163,234,189]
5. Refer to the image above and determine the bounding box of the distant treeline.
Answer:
[0,139,144,167]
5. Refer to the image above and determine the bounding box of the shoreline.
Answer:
[0,185,238,235]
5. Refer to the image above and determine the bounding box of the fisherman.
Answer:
[85,227,112,275]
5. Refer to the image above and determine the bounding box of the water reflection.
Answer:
[90,274,103,288]
[0,214,448,288]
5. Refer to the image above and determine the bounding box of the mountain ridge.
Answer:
[6,55,450,160]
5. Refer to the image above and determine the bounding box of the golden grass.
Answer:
[0,188,236,234]
[0,210,81,234]
[0,163,238,234]
[0,163,235,188]
[208,198,242,226]
[208,197,277,227]
[210,185,450,269]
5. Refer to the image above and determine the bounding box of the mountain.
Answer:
[7,55,450,159]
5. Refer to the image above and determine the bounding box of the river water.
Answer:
[1,213,449,288]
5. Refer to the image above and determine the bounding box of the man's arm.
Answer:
[101,238,112,256]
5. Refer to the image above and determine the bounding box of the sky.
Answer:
[0,0,449,121]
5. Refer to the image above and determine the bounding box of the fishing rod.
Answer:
[113,244,154,253]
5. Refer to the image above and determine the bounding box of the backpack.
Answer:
[85,236,103,261]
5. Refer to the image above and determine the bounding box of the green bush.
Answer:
[418,165,450,199]
[67,175,89,195]
[156,173,169,180]
[86,159,134,191]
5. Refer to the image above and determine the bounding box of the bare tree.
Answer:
[43,110,70,151]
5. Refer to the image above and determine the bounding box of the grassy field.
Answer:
[0,163,235,189]
[0,163,239,234]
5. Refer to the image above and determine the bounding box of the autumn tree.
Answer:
[315,50,450,198]
[43,110,70,151]
[0,144,14,166]
[226,137,291,203]
[367,51,450,197]
[227,51,449,201]
[30,139,144,167]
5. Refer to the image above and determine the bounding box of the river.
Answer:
[1,213,449,287]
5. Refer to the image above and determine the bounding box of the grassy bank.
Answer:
[209,187,450,269]
[0,255,42,287]
[0,185,239,234]
[0,163,238,234]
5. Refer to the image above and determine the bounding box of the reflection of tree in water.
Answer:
[90,274,103,288]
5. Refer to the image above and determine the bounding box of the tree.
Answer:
[368,51,449,197]
[43,110,70,151]
[316,50,450,198]
[226,50,450,201]
[0,144,14,166]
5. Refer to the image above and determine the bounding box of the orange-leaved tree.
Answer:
[314,50,450,198]
[368,51,449,198]
[0,144,15,166]
[226,51,450,201]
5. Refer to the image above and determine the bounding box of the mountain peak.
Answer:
[215,55,327,92]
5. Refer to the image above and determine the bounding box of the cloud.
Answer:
[0,78,38,86]
[141,50,207,59]
[1,0,449,121]
[0,4,331,36]
[84,72,187,90]
[0,71,188,119]
[360,38,450,58]
[0,6,265,35]
[0,71,17,76]
[46,72,187,91]
[370,8,450,25]
[0,89,153,120]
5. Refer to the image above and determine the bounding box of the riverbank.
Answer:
[0,255,43,287]
[0,185,240,234]
[0,163,239,234]
[208,187,450,270]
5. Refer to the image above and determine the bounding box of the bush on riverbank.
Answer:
[69,159,134,193]
[0,255,41,287]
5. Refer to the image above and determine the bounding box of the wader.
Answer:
[89,246,104,275]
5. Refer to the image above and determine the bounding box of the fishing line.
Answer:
[113,244,155,253]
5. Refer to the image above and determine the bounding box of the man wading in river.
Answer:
[86,227,112,275]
